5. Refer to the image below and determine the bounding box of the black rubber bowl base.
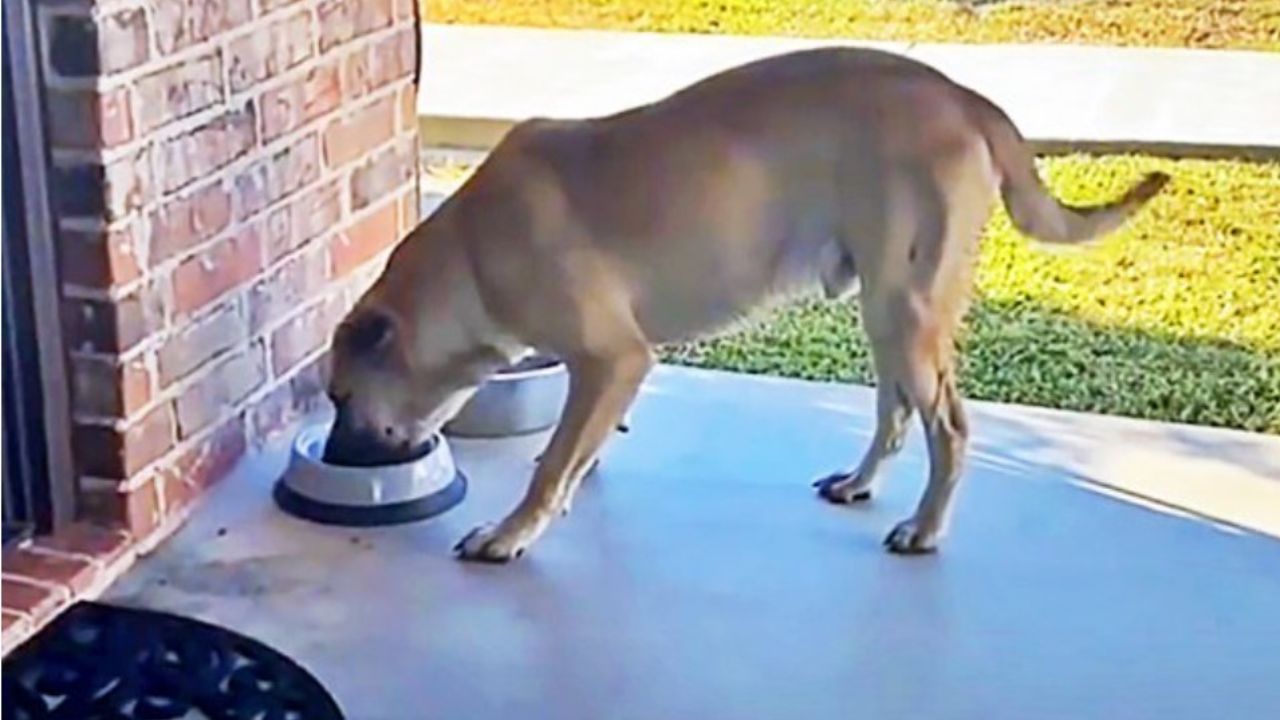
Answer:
[273,472,467,527]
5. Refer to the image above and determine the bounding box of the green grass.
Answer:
[430,0,1280,52]
[423,154,1280,432]
[664,298,1280,433]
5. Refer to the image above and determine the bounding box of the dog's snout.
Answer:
[324,412,410,467]
[321,419,367,466]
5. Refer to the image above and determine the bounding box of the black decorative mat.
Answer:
[3,601,344,720]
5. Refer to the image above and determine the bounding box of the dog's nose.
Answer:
[323,416,413,467]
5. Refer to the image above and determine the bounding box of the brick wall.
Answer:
[36,0,420,546]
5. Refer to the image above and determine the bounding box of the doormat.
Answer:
[3,601,344,719]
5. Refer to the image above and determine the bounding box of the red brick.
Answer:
[270,297,343,376]
[397,82,417,133]
[151,0,253,55]
[344,26,417,100]
[344,259,383,304]
[248,247,329,334]
[159,107,257,194]
[81,479,163,539]
[262,0,307,11]
[259,61,341,143]
[1,549,97,596]
[1,578,67,627]
[293,181,344,251]
[165,415,244,491]
[73,404,175,479]
[331,201,399,277]
[165,415,246,504]
[71,355,152,418]
[157,301,247,386]
[322,95,395,169]
[46,87,133,149]
[250,382,296,444]
[317,0,394,53]
[148,180,233,264]
[63,283,165,354]
[226,10,314,94]
[172,226,264,315]
[263,204,293,264]
[232,133,320,220]
[100,88,135,144]
[31,524,131,566]
[290,353,331,414]
[45,9,150,77]
[174,346,266,438]
[104,148,154,221]
[58,224,142,290]
[134,52,224,133]
[398,188,419,235]
[349,138,415,211]
[3,609,33,654]
[57,150,152,222]
[264,180,342,263]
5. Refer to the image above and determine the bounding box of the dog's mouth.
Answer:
[321,427,438,467]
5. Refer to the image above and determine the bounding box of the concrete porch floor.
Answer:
[108,367,1280,719]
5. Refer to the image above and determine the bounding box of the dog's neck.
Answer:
[385,212,530,369]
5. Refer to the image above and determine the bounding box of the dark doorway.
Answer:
[2,0,77,543]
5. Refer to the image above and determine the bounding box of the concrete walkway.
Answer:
[110,367,1280,719]
[418,24,1280,157]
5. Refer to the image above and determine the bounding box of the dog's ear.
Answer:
[337,310,395,358]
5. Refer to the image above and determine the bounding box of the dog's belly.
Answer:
[635,287,761,343]
[627,230,834,344]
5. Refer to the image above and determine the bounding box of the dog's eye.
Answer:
[340,311,395,356]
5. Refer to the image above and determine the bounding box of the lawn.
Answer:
[425,154,1280,433]
[428,0,1280,52]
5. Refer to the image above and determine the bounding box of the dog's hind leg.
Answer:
[826,278,968,553]
[814,357,913,504]
[881,328,968,554]
[820,142,989,552]
[814,168,916,505]
[878,146,990,554]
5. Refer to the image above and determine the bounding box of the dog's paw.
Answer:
[883,518,940,555]
[453,524,529,563]
[813,472,873,504]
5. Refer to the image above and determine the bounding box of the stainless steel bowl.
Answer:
[274,422,466,526]
[444,355,568,437]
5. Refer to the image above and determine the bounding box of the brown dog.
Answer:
[323,48,1168,562]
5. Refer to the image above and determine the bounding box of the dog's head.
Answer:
[322,290,506,466]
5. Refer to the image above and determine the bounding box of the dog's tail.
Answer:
[968,93,1169,245]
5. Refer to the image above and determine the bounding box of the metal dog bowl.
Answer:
[274,422,466,526]
[445,354,569,437]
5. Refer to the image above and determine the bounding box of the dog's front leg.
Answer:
[455,347,652,562]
